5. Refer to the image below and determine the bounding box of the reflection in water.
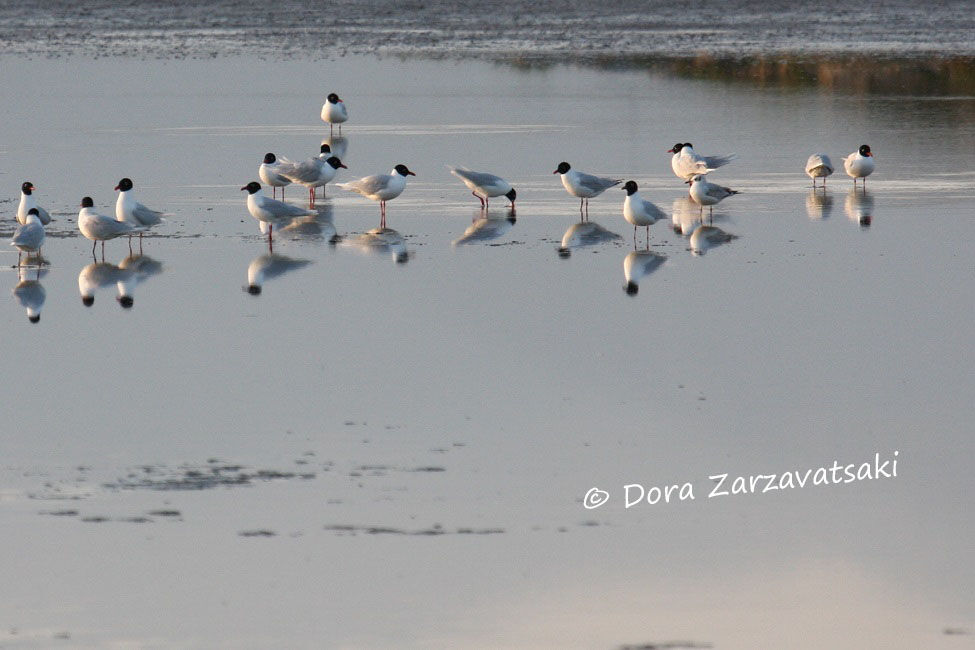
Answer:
[623,249,665,296]
[844,189,874,227]
[557,221,621,258]
[671,197,704,236]
[805,189,834,220]
[342,227,410,264]
[245,254,312,295]
[274,202,338,242]
[321,135,348,161]
[78,261,132,308]
[689,224,738,255]
[11,266,47,323]
[452,212,516,246]
[117,254,164,307]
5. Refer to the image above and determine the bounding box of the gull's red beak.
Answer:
[114,185,120,191]
[667,148,675,153]
[339,163,348,169]
[240,186,248,191]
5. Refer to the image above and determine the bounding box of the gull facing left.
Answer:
[241,181,315,242]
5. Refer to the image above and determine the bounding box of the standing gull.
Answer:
[448,166,516,210]
[241,181,315,244]
[688,175,739,217]
[843,145,875,187]
[79,196,144,257]
[337,164,415,228]
[621,180,666,248]
[114,178,163,244]
[321,93,348,135]
[805,153,834,188]
[278,146,347,206]
[17,182,52,225]
[668,143,737,183]
[553,162,621,219]
[11,209,45,266]
[259,153,292,199]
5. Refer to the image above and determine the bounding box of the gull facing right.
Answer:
[337,164,415,228]
[843,144,875,187]
[17,182,52,225]
[621,180,666,247]
[448,166,517,210]
[321,93,348,135]
[689,174,739,217]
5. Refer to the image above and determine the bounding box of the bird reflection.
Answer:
[689,224,738,255]
[671,197,705,236]
[844,188,874,227]
[623,249,665,296]
[77,254,162,309]
[259,202,338,244]
[342,227,410,264]
[116,254,164,307]
[78,261,132,308]
[12,266,47,323]
[805,189,834,220]
[452,211,516,246]
[245,254,312,295]
[321,135,348,161]
[557,220,621,258]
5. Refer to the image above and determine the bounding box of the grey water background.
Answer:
[1,5,974,649]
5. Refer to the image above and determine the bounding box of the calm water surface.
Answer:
[1,57,973,648]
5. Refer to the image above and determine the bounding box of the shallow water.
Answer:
[1,56,974,648]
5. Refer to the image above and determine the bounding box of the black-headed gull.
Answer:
[11,209,45,265]
[336,164,415,228]
[688,175,739,217]
[805,153,834,188]
[114,178,163,246]
[321,93,348,135]
[668,143,736,183]
[17,182,52,225]
[553,162,621,219]
[79,196,145,257]
[623,249,665,296]
[12,266,46,323]
[259,153,292,199]
[278,146,347,206]
[689,224,737,255]
[621,180,666,247]
[843,145,874,187]
[241,181,316,243]
[448,166,516,210]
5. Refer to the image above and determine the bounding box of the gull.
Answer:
[241,181,315,244]
[843,145,874,187]
[805,153,834,188]
[278,146,347,206]
[114,178,163,246]
[321,93,348,135]
[688,174,739,217]
[259,153,292,199]
[17,182,52,225]
[621,180,666,248]
[78,196,145,257]
[668,143,736,183]
[448,166,516,210]
[336,164,415,228]
[553,162,621,219]
[11,209,45,266]
[12,266,46,323]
